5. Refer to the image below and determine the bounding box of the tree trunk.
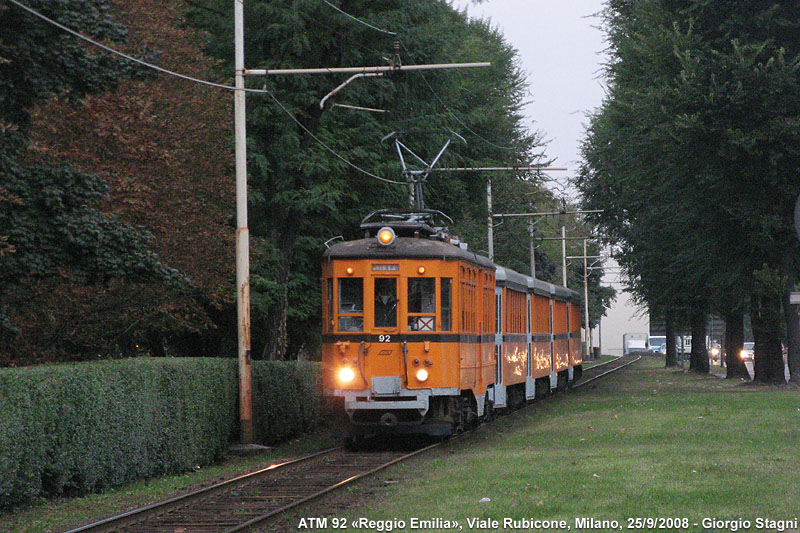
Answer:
[264,259,290,361]
[751,291,785,384]
[665,312,677,367]
[780,247,800,385]
[723,309,748,379]
[688,309,709,373]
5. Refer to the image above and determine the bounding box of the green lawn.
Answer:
[337,358,800,531]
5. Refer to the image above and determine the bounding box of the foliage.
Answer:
[0,358,237,510]
[579,0,800,380]
[0,0,185,359]
[3,0,614,363]
[0,357,321,510]
[185,0,610,358]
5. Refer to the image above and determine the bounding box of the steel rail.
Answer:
[574,355,642,389]
[581,355,624,372]
[63,447,342,533]
[65,357,638,533]
[223,442,442,532]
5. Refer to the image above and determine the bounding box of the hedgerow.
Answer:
[0,358,321,511]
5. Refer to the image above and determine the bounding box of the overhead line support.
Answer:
[245,62,491,76]
[232,9,491,443]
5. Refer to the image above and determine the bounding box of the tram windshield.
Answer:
[374,278,397,328]
[337,278,363,331]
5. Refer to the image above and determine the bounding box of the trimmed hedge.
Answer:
[0,358,321,511]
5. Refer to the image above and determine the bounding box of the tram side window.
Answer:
[408,278,435,331]
[441,278,451,331]
[337,278,363,332]
[374,278,397,328]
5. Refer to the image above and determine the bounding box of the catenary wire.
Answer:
[6,0,268,94]
[399,41,577,193]
[6,0,406,186]
[321,0,397,35]
[399,41,517,152]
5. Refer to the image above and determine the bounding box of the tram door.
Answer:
[368,276,402,390]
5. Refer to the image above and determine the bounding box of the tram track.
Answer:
[575,354,642,388]
[64,356,640,533]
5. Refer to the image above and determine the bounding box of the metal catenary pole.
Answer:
[491,208,603,282]
[529,219,535,279]
[234,0,253,444]
[566,249,603,358]
[561,225,567,287]
[232,10,490,442]
[583,239,590,356]
[476,166,570,269]
[487,180,494,262]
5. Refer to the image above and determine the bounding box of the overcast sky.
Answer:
[448,2,649,346]
[451,0,609,197]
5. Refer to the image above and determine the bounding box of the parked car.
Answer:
[648,336,666,354]
[740,342,754,362]
[708,343,722,363]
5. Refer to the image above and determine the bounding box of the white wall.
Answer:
[596,257,649,356]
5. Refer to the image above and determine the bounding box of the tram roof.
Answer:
[324,237,496,270]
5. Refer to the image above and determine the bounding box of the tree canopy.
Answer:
[579,0,800,382]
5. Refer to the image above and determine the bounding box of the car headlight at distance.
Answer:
[739,350,745,359]
[710,347,719,356]
[416,369,428,382]
[338,367,355,384]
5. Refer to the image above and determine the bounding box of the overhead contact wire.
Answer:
[399,41,517,152]
[321,0,397,35]
[7,0,405,186]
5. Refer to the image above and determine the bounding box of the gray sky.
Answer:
[451,0,609,195]
[450,2,648,347]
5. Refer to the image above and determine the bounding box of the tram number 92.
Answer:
[378,335,392,343]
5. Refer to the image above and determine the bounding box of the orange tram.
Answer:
[322,210,582,437]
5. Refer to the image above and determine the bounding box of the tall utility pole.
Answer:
[436,168,568,265]
[231,3,490,443]
[583,239,590,356]
[566,243,603,358]
[487,181,494,261]
[529,220,536,279]
[561,225,567,287]
[234,0,253,444]
[491,208,603,282]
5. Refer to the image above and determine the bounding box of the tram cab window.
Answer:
[408,278,435,331]
[441,278,452,331]
[374,278,397,328]
[337,278,363,332]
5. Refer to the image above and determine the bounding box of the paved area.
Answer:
[709,359,789,381]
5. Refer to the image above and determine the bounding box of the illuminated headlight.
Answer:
[710,347,719,356]
[416,369,428,382]
[338,367,355,384]
[377,227,396,246]
[739,350,745,359]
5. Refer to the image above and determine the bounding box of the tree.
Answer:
[186,0,556,359]
[580,0,800,382]
[0,0,179,360]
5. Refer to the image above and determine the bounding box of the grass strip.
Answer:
[338,358,799,531]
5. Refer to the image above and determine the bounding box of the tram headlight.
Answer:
[710,347,719,357]
[377,227,396,246]
[338,367,355,384]
[416,368,429,382]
